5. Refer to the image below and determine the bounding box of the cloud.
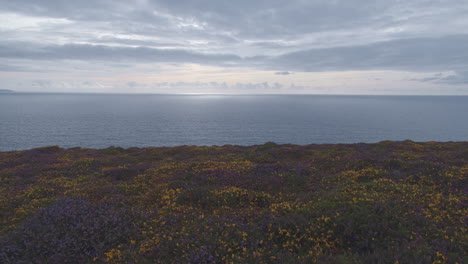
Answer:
[270,35,468,72]
[409,76,442,83]
[151,81,284,91]
[411,71,468,85]
[1,34,467,74]
[437,72,468,85]
[275,71,292,75]
[16,80,292,93]
[1,0,468,94]
[0,63,30,72]
[146,0,468,39]
[0,41,242,66]
[1,1,467,50]
[31,80,54,89]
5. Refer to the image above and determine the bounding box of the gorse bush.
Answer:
[0,141,466,263]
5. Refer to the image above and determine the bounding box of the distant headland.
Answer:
[0,89,14,93]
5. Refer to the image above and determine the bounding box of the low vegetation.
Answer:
[0,141,466,263]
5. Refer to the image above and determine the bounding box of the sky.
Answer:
[1,0,468,94]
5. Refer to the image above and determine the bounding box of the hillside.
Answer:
[0,141,466,263]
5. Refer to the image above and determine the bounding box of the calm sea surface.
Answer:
[1,93,467,151]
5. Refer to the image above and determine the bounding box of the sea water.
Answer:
[1,93,467,150]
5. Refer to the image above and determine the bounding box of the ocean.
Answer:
[1,93,467,151]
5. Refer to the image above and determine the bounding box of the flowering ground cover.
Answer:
[0,141,466,263]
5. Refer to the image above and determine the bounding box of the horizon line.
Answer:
[3,91,468,96]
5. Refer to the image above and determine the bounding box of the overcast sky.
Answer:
[1,0,467,94]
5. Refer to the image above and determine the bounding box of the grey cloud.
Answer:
[136,0,468,41]
[251,41,296,49]
[2,0,467,41]
[31,80,53,89]
[0,60,50,72]
[409,76,442,83]
[19,80,294,93]
[127,81,139,88]
[275,71,292,75]
[0,42,242,65]
[92,37,185,48]
[437,72,468,85]
[1,34,467,74]
[0,63,30,72]
[148,0,401,37]
[151,81,285,91]
[270,35,468,72]
[232,82,282,90]
[410,71,468,85]
[0,1,467,77]
[28,79,109,91]
[0,0,115,20]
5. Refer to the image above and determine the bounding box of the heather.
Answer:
[0,141,466,263]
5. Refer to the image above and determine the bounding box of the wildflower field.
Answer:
[0,141,466,263]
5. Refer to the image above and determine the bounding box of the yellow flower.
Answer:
[104,248,122,263]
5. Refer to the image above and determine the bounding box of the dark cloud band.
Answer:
[1,35,467,74]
